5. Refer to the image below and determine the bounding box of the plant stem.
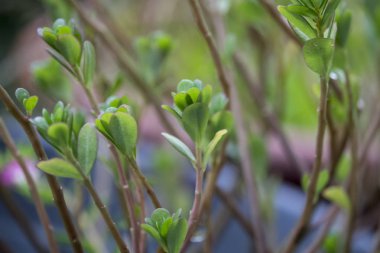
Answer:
[128,157,162,208]
[342,70,358,253]
[282,76,329,253]
[0,84,84,253]
[181,148,204,253]
[65,151,130,253]
[187,1,269,252]
[0,119,59,253]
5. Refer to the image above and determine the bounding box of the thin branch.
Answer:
[0,84,84,253]
[282,77,329,253]
[187,1,268,252]
[0,119,59,253]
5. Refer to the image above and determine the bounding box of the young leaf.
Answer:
[321,0,341,31]
[167,218,188,253]
[303,38,335,76]
[108,112,138,156]
[278,6,317,40]
[202,129,228,170]
[55,34,82,66]
[182,103,209,145]
[37,158,82,179]
[23,96,39,116]
[177,79,195,92]
[81,41,96,86]
[162,133,196,163]
[15,88,30,103]
[287,5,317,18]
[162,105,182,121]
[77,123,98,176]
[323,186,350,211]
[141,224,168,251]
[336,11,352,47]
[47,123,70,149]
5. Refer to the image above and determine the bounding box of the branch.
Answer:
[0,84,84,253]
[0,119,59,253]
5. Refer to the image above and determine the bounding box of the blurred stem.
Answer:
[65,0,179,136]
[181,147,204,253]
[127,157,162,208]
[0,84,84,253]
[343,70,358,253]
[282,76,329,253]
[187,1,269,252]
[0,119,59,253]
[0,185,48,253]
[65,151,130,253]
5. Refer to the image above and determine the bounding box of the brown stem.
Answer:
[128,157,162,208]
[304,207,339,253]
[65,0,178,136]
[282,76,329,253]
[342,70,358,253]
[66,151,130,253]
[0,119,59,253]
[187,1,269,252]
[0,84,84,253]
[233,52,305,174]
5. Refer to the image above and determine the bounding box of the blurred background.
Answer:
[1,0,380,252]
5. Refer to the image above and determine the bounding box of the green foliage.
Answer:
[81,41,96,86]
[303,38,335,76]
[161,133,196,164]
[37,158,82,179]
[15,88,38,116]
[323,186,350,211]
[95,110,137,157]
[142,208,188,253]
[301,169,329,198]
[77,123,98,176]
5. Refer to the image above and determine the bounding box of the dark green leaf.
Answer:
[37,158,82,179]
[77,123,98,176]
[303,38,335,76]
[162,133,196,163]
[336,11,351,47]
[321,0,341,31]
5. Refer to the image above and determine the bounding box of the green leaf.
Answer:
[287,5,317,18]
[200,85,212,104]
[81,41,96,86]
[336,11,351,47]
[177,79,195,92]
[209,93,228,115]
[278,6,317,40]
[303,38,335,76]
[15,88,30,103]
[162,105,182,121]
[316,169,329,194]
[323,186,350,211]
[167,218,188,253]
[37,158,82,179]
[202,129,228,169]
[141,224,168,251]
[47,123,70,149]
[77,123,98,176]
[173,93,189,111]
[55,34,82,65]
[182,103,209,144]
[108,112,138,156]
[321,0,341,31]
[162,133,196,163]
[23,96,39,116]
[151,208,171,225]
[37,27,58,49]
[186,87,201,103]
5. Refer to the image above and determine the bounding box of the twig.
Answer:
[342,70,358,253]
[65,151,130,253]
[65,0,178,136]
[0,84,84,253]
[304,206,339,253]
[187,1,269,252]
[282,76,329,253]
[0,118,59,253]
[0,185,48,253]
[233,52,305,174]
